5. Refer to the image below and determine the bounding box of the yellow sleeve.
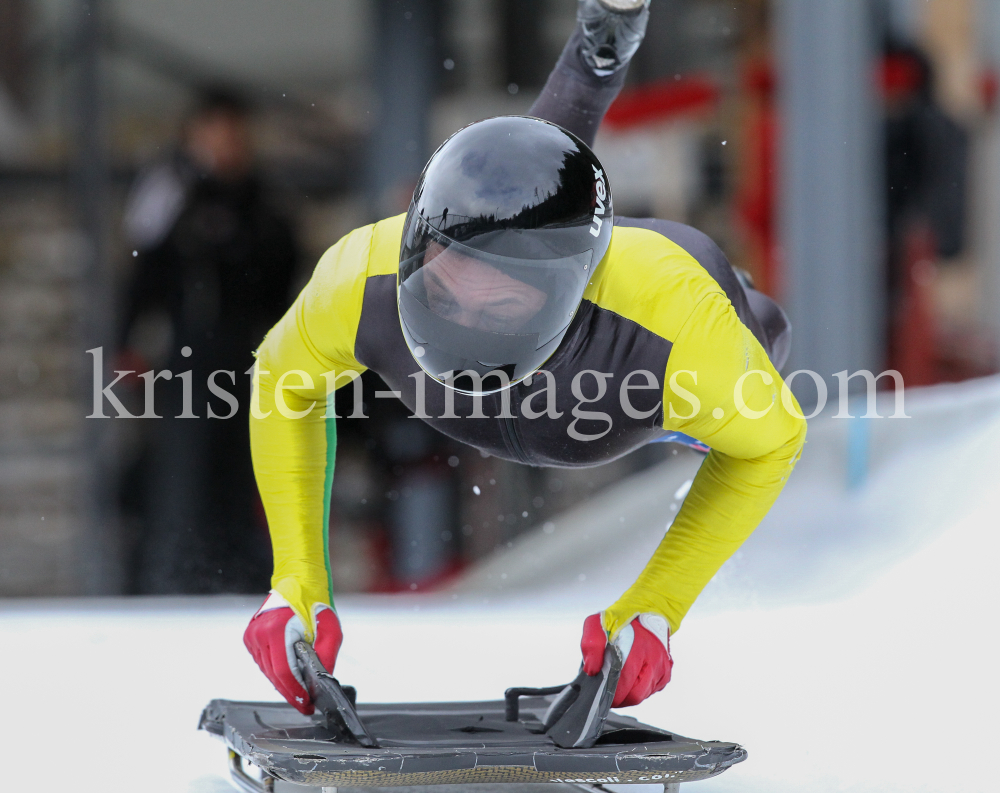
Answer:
[603,290,807,637]
[250,224,373,635]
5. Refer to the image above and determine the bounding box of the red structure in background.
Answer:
[886,223,997,385]
[879,51,926,101]
[603,74,720,130]
[735,60,780,297]
[889,225,939,387]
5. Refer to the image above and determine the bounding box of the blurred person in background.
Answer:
[881,42,969,382]
[118,89,299,594]
[883,43,968,265]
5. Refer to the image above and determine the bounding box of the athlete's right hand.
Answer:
[243,590,343,714]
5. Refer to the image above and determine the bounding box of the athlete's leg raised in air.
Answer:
[529,0,650,148]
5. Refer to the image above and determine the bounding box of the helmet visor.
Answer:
[398,217,593,392]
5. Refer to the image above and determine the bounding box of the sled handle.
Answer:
[544,644,623,749]
[504,684,570,721]
[294,641,379,748]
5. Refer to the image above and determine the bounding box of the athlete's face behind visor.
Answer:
[422,241,547,333]
[398,226,592,395]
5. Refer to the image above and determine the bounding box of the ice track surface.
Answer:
[4,376,1000,792]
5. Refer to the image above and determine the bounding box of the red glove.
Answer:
[581,612,673,707]
[243,591,343,714]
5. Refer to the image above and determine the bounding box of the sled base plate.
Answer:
[200,695,745,789]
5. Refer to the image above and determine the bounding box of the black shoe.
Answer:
[577,0,651,77]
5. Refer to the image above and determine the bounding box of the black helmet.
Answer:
[398,115,613,395]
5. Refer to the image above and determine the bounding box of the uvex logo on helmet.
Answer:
[590,165,608,238]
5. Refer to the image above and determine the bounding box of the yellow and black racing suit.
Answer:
[250,211,806,640]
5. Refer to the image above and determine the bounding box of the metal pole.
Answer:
[368,0,435,219]
[776,0,884,408]
[73,0,120,593]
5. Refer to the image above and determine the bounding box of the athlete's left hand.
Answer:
[580,611,673,707]
[243,591,342,714]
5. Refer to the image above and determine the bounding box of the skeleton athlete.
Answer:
[244,0,806,713]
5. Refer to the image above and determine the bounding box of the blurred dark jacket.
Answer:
[120,152,298,594]
[883,47,969,259]
[123,152,297,372]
